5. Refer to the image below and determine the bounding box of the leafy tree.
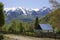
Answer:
[0,2,5,40]
[2,24,8,32]
[19,23,24,33]
[23,23,29,32]
[28,23,34,32]
[8,20,16,33]
[0,2,5,27]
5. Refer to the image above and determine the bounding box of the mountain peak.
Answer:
[4,7,40,12]
[5,7,51,23]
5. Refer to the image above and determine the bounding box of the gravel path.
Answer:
[4,34,59,40]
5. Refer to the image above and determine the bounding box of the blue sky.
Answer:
[0,0,60,9]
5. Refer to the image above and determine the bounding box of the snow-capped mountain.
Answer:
[4,7,51,23]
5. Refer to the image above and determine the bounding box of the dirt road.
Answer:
[4,34,59,40]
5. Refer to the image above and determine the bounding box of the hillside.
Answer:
[40,8,60,29]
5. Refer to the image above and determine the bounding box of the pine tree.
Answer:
[34,16,39,29]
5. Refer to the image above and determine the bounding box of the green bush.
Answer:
[25,32,34,36]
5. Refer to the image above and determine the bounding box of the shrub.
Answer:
[25,32,34,36]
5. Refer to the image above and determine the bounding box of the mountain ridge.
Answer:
[4,7,51,23]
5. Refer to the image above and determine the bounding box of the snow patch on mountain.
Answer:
[4,7,16,12]
[4,7,51,16]
[18,7,27,15]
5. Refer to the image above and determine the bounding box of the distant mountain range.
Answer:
[4,7,51,23]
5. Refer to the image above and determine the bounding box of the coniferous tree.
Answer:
[34,16,39,29]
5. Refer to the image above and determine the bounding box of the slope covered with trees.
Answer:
[40,8,60,30]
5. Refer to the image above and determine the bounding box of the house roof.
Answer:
[39,24,53,30]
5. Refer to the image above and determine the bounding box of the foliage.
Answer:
[34,16,39,29]
[2,19,35,34]
[8,20,17,33]
[19,22,24,33]
[0,2,5,27]
[40,8,60,32]
[25,32,34,36]
[28,24,34,32]
[2,24,9,32]
[0,2,5,40]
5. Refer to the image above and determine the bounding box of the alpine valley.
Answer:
[4,7,51,23]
